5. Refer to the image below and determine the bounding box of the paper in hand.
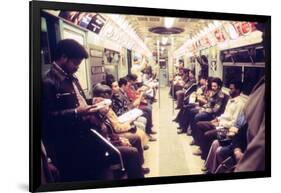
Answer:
[118,108,143,123]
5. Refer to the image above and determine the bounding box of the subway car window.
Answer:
[41,17,51,65]
[41,13,61,76]
[243,67,265,95]
[223,66,242,88]
[233,50,252,63]
[254,46,265,63]
[221,44,265,95]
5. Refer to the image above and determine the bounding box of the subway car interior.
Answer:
[40,10,267,183]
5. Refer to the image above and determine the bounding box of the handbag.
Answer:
[217,127,232,146]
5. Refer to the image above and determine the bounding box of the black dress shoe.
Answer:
[142,167,150,174]
[190,140,196,146]
[177,129,186,134]
[143,145,149,151]
[150,131,157,135]
[201,166,208,172]
[148,135,157,142]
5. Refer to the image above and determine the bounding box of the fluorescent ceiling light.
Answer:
[213,20,221,27]
[203,27,209,34]
[162,37,168,45]
[165,17,175,28]
[208,23,216,30]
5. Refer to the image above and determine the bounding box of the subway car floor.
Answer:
[143,87,204,177]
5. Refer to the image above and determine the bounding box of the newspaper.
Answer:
[118,108,143,123]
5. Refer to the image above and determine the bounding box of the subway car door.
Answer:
[159,59,168,87]
[87,44,106,87]
[60,22,91,98]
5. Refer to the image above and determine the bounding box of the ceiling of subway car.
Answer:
[45,10,261,57]
[122,15,213,52]
[46,10,216,55]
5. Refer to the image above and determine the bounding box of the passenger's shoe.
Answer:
[193,149,202,156]
[186,128,192,136]
[148,135,157,142]
[177,129,185,134]
[150,131,157,135]
[201,166,208,172]
[143,145,149,151]
[189,140,196,146]
[142,167,150,174]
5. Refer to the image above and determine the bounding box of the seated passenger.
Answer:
[169,66,182,97]
[142,66,158,90]
[88,111,148,178]
[176,78,218,134]
[194,81,244,158]
[170,68,190,99]
[235,76,265,172]
[104,75,147,132]
[174,75,208,132]
[204,111,248,173]
[187,78,226,141]
[141,66,158,101]
[125,74,148,104]
[123,75,157,141]
[175,70,196,109]
[92,83,148,149]
[90,83,150,177]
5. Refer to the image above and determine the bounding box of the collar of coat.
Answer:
[51,62,78,82]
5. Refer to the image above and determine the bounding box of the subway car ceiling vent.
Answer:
[137,17,148,21]
[149,27,184,34]
[178,18,190,22]
[149,17,161,22]
[137,16,161,22]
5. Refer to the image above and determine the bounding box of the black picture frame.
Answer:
[30,0,271,192]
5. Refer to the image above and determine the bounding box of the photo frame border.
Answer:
[30,1,271,192]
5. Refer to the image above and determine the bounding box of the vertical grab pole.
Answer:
[171,36,175,115]
[157,39,160,108]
